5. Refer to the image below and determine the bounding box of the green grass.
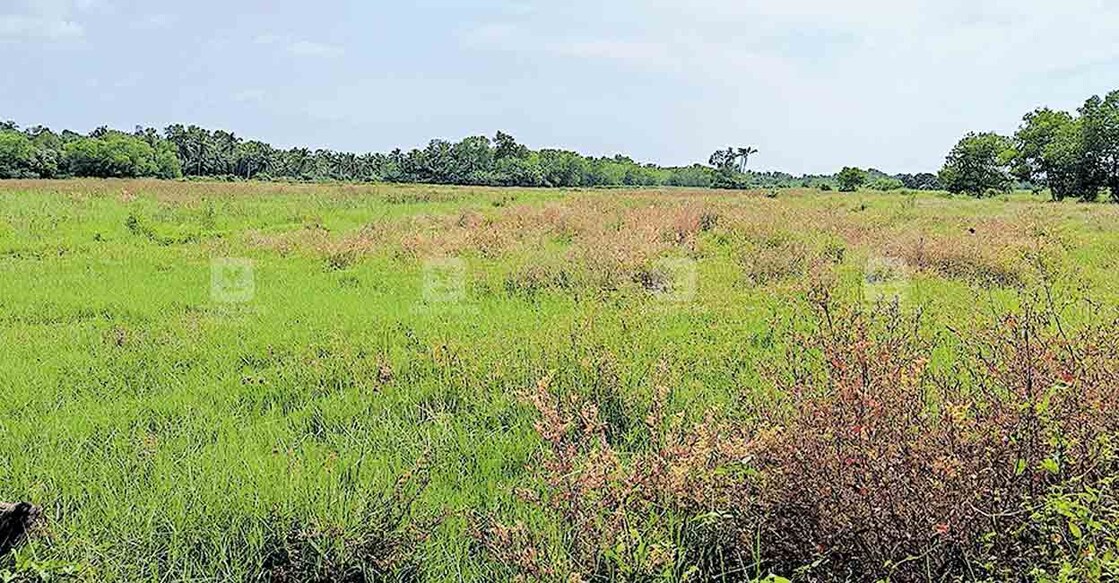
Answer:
[1,179,1117,581]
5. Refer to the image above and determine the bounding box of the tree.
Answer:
[538,149,588,187]
[234,140,273,179]
[25,127,63,178]
[708,146,757,174]
[896,172,940,190]
[708,148,737,172]
[152,139,183,179]
[708,147,749,189]
[1012,108,1088,200]
[165,124,217,177]
[494,155,544,186]
[494,131,528,160]
[665,164,715,187]
[450,135,495,184]
[63,131,181,178]
[837,167,868,192]
[0,131,37,178]
[1079,91,1119,201]
[939,132,1015,196]
[736,146,759,172]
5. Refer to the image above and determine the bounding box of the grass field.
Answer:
[2,180,1119,582]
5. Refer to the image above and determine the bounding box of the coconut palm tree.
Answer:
[736,147,759,172]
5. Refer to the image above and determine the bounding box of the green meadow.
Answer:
[2,179,1119,581]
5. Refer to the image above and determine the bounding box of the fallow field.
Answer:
[2,180,1119,582]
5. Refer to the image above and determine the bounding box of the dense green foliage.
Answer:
[0,132,40,179]
[1012,109,1087,200]
[836,166,868,192]
[1,127,181,180]
[1079,91,1119,199]
[939,132,1016,196]
[63,131,181,179]
[0,121,934,191]
[945,88,1119,201]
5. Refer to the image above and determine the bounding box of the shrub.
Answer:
[479,376,753,581]
[482,294,1119,581]
[503,262,573,298]
[868,177,905,191]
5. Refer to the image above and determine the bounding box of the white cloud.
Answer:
[0,14,82,39]
[137,13,174,30]
[459,23,688,73]
[0,0,108,41]
[253,33,343,58]
[286,40,343,58]
[459,0,1119,172]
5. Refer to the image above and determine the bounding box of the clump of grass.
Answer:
[897,233,1025,286]
[503,261,573,298]
[736,230,843,286]
[262,455,438,582]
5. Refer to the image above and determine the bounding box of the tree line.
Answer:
[0,120,943,191]
[0,122,715,187]
[939,89,1119,201]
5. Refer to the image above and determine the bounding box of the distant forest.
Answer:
[5,88,1117,199]
[0,120,939,191]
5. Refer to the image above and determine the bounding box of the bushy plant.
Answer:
[483,293,1119,581]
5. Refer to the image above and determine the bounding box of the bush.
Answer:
[480,293,1119,581]
[868,177,905,191]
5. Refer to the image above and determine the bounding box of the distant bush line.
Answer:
[0,120,944,191]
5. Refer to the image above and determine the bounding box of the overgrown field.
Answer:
[2,180,1119,582]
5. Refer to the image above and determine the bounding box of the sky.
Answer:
[1,0,1117,174]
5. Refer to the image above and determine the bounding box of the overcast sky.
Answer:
[2,0,1117,174]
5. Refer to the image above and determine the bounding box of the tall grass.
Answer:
[1,180,1118,581]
